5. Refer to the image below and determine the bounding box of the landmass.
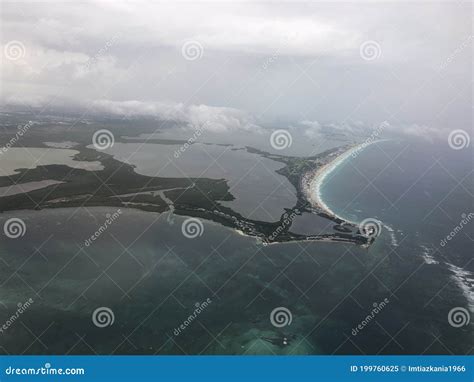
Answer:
[0,117,376,247]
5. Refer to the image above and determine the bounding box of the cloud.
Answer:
[5,94,49,109]
[297,120,361,138]
[92,99,260,133]
[0,1,470,138]
[2,45,88,75]
[391,124,445,142]
[3,2,360,57]
[296,119,445,142]
[300,120,322,139]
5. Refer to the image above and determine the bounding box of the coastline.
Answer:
[304,140,382,224]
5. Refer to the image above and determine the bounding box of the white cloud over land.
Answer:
[92,99,260,133]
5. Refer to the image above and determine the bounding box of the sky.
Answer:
[0,1,472,139]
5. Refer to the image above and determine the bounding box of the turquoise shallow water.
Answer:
[0,208,368,354]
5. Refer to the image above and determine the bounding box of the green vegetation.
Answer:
[0,119,370,246]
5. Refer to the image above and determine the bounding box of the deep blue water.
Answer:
[321,139,473,310]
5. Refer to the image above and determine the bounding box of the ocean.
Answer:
[0,138,471,355]
[318,138,473,348]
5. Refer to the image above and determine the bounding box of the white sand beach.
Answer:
[304,141,382,224]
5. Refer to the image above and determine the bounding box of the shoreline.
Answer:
[304,140,383,224]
